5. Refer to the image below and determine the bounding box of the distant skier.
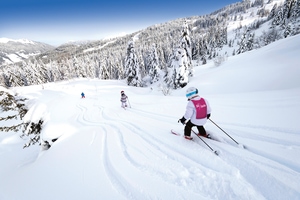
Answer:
[178,87,211,140]
[81,92,85,98]
[120,91,128,108]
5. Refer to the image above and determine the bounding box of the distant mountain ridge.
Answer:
[0,38,54,66]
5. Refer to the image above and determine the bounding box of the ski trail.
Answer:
[100,129,140,200]
[217,144,300,199]
[210,124,300,173]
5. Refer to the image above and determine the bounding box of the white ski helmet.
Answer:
[186,87,198,100]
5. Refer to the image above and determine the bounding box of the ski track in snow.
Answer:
[210,123,300,172]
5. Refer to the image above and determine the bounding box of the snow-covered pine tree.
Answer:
[57,61,70,81]
[283,0,296,19]
[170,47,189,89]
[237,28,255,54]
[0,90,27,131]
[138,53,146,81]
[124,41,142,87]
[179,23,193,77]
[253,0,264,7]
[237,29,247,54]
[191,37,199,61]
[147,43,161,84]
[163,61,175,89]
[97,54,105,79]
[114,52,125,80]
[246,32,255,51]
[269,3,278,20]
[0,87,49,149]
[291,0,300,18]
[199,38,208,65]
[261,27,282,45]
[286,0,300,31]
[7,66,24,87]
[219,26,228,47]
[104,54,112,79]
[272,0,298,27]
[284,23,293,37]
[158,42,170,70]
[19,62,31,86]
[268,0,300,38]
[83,54,95,79]
[91,53,101,79]
[272,5,284,26]
[72,56,86,78]
[163,23,192,89]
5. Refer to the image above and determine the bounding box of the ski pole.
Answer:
[127,97,131,108]
[191,129,219,155]
[209,118,240,145]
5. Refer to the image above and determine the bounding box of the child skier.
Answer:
[81,92,85,98]
[178,87,211,140]
[120,91,128,108]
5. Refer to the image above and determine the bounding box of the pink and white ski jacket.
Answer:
[183,96,211,126]
[120,94,128,102]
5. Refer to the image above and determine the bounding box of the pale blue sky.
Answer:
[0,0,239,46]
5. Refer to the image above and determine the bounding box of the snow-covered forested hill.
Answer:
[0,33,299,200]
[1,0,299,89]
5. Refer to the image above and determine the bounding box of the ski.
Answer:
[171,129,219,156]
[171,130,193,140]
[191,129,218,142]
[171,129,216,140]
[171,129,181,136]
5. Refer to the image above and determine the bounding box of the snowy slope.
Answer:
[0,35,300,200]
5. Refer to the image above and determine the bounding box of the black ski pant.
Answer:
[184,120,206,137]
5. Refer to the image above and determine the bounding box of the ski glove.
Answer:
[207,114,211,119]
[178,117,186,125]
